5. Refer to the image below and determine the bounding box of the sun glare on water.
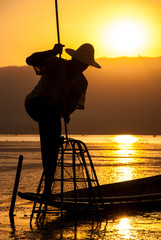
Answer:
[114,135,137,144]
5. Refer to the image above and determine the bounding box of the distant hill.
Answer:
[0,57,161,134]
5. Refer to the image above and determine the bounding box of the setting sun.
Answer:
[103,19,148,56]
[114,135,137,144]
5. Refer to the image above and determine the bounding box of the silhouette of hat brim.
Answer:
[65,44,101,69]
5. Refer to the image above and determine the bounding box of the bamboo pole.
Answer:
[9,155,23,216]
[55,0,62,59]
[55,0,60,44]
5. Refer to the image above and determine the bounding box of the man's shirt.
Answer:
[25,56,88,116]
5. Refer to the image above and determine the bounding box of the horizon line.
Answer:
[1,55,161,68]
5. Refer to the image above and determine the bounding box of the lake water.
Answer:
[1,134,161,239]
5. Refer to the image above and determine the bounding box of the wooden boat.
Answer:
[18,174,161,214]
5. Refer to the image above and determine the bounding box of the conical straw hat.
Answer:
[65,43,101,68]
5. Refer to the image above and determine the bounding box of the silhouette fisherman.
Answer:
[25,43,101,197]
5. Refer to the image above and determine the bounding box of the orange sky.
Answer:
[1,0,161,66]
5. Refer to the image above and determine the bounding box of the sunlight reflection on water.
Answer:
[1,134,161,239]
[117,217,132,239]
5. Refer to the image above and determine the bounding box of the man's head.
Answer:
[69,58,89,73]
[65,43,101,69]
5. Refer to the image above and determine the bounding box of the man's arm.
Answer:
[26,44,64,66]
[26,50,55,66]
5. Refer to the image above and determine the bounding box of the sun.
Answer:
[114,135,137,144]
[104,19,147,56]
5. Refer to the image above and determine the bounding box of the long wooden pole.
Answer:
[55,0,60,44]
[55,0,62,59]
[9,155,23,216]
[55,0,68,138]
